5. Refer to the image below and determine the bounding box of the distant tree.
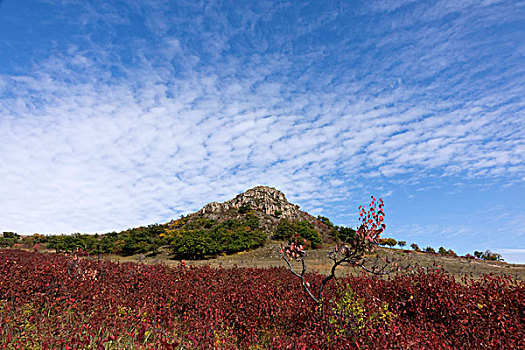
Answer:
[384,238,397,248]
[2,232,19,239]
[425,246,436,253]
[244,212,260,230]
[447,249,457,257]
[397,240,406,248]
[438,247,447,255]
[410,243,420,252]
[274,219,295,241]
[480,250,503,261]
[317,215,334,227]
[168,216,266,259]
[22,233,48,247]
[170,229,219,259]
[474,251,483,259]
[335,226,357,242]
[274,219,322,248]
[0,234,20,248]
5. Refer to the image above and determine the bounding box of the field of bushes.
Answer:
[1,249,523,349]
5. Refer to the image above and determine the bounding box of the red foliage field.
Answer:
[1,249,523,349]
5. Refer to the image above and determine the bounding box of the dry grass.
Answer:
[103,243,525,281]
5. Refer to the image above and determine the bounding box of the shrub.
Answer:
[379,237,397,247]
[328,283,395,337]
[480,250,503,261]
[317,215,334,227]
[424,246,436,253]
[1,250,523,349]
[274,219,322,248]
[280,196,394,315]
[168,216,266,259]
[335,226,357,242]
[238,204,251,214]
[2,232,19,239]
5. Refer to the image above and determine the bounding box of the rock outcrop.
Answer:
[188,186,334,240]
[197,186,303,220]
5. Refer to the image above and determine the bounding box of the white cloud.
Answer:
[498,249,525,264]
[0,0,523,237]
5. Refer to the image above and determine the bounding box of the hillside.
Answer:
[110,243,525,281]
[20,186,340,259]
[174,185,334,240]
[4,185,524,280]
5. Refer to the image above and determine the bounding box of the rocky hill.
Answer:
[179,186,334,241]
[197,186,303,220]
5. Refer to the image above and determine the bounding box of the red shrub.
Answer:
[0,250,523,349]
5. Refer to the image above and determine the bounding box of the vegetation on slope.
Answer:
[165,212,266,259]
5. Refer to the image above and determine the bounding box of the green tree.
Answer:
[170,229,219,259]
[383,238,397,247]
[425,246,436,253]
[168,215,266,259]
[274,219,295,241]
[410,243,420,252]
[335,226,357,242]
[2,232,19,239]
[317,215,334,227]
[244,212,260,230]
[274,219,322,248]
[0,236,20,248]
[480,250,503,261]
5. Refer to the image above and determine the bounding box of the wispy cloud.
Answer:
[0,0,523,251]
[498,249,525,264]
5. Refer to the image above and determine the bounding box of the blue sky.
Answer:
[0,0,524,262]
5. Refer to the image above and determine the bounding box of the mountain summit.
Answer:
[197,186,303,220]
[186,186,333,240]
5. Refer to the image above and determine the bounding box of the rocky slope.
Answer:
[180,186,334,241]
